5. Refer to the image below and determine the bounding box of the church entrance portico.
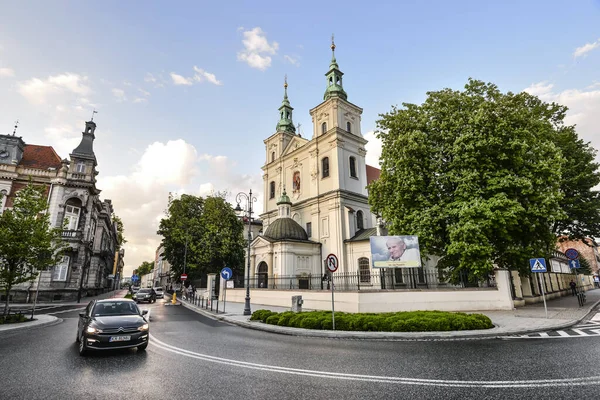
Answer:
[257,262,268,288]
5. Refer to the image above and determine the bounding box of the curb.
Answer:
[0,316,62,336]
[176,297,600,341]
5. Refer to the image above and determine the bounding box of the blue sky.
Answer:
[1,1,599,274]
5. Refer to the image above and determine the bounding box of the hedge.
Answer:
[250,309,493,332]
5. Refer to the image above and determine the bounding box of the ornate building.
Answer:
[0,120,123,302]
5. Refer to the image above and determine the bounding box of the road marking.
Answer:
[571,329,588,336]
[148,334,600,388]
[591,313,600,322]
[539,332,549,337]
[556,331,570,337]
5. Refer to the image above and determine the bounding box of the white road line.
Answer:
[571,329,589,336]
[539,332,549,337]
[148,334,600,388]
[47,307,85,315]
[590,313,600,321]
[556,331,570,337]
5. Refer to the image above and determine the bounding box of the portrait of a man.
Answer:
[370,235,421,268]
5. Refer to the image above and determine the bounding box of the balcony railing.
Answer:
[61,230,82,240]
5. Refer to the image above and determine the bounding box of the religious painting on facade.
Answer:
[370,235,421,268]
[293,171,301,192]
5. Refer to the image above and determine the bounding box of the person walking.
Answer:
[570,279,577,296]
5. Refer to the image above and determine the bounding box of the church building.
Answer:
[249,40,381,288]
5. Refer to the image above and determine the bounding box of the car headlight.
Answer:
[87,326,102,334]
[138,323,149,331]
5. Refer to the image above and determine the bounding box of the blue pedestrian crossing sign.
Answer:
[569,259,581,269]
[530,258,547,273]
[220,267,233,280]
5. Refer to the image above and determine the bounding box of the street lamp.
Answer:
[235,189,257,316]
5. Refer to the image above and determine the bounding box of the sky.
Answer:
[1,1,599,276]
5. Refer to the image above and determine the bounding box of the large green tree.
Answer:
[137,261,154,277]
[112,214,127,250]
[369,79,568,281]
[0,183,66,315]
[157,193,245,283]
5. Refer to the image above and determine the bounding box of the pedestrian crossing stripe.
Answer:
[530,259,546,272]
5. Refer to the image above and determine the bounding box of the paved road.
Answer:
[1,299,600,400]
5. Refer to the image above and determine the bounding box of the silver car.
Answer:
[153,287,164,299]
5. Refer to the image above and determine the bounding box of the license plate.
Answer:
[109,335,131,342]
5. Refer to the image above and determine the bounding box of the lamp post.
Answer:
[235,189,257,316]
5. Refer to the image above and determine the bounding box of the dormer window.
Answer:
[321,122,327,134]
[76,162,85,173]
[349,156,357,178]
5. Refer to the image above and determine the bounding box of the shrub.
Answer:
[250,309,275,322]
[299,317,321,330]
[265,314,282,325]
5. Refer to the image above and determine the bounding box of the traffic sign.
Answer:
[530,258,547,273]
[131,274,139,282]
[326,254,339,273]
[565,248,579,260]
[569,259,581,269]
[221,267,233,280]
[180,274,188,281]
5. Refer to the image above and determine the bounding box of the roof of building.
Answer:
[345,227,378,242]
[263,217,308,241]
[366,165,380,185]
[20,145,62,170]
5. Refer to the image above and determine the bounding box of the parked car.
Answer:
[130,285,141,294]
[76,299,149,356]
[133,288,156,303]
[153,287,164,299]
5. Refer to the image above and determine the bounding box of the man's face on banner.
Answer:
[387,239,406,259]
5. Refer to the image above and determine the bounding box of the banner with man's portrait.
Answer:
[370,235,421,268]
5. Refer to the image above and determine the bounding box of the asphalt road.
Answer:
[1,300,599,400]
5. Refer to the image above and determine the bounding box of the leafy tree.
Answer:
[369,79,566,281]
[157,193,245,283]
[137,261,154,277]
[0,183,66,315]
[112,214,127,250]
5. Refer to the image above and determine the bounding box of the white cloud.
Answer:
[17,73,91,104]
[170,72,193,86]
[237,27,279,70]
[123,81,132,86]
[192,66,222,85]
[138,88,151,96]
[364,131,382,167]
[112,88,126,102]
[0,67,14,77]
[144,73,156,83]
[573,38,600,58]
[133,97,147,104]
[523,81,554,97]
[283,55,300,66]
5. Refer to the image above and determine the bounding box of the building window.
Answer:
[269,181,275,199]
[271,152,275,163]
[321,122,327,134]
[0,189,7,214]
[359,257,371,283]
[306,222,312,238]
[322,157,329,178]
[356,210,364,230]
[346,121,351,133]
[76,162,85,173]
[64,205,80,230]
[349,156,357,178]
[53,256,70,281]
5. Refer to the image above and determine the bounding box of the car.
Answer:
[153,287,164,299]
[130,285,141,294]
[133,288,156,303]
[76,299,149,356]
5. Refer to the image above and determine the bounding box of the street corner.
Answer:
[0,314,61,335]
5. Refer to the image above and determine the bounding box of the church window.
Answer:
[336,76,341,85]
[349,156,357,178]
[281,111,284,119]
[356,210,364,230]
[322,157,329,178]
[76,162,85,173]
[329,77,333,86]
[271,152,275,163]
[346,121,351,133]
[306,222,312,238]
[358,257,371,284]
[321,122,327,134]
[269,181,275,199]
[293,171,301,192]
[53,256,70,282]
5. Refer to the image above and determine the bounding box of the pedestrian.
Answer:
[594,275,600,289]
[570,279,577,296]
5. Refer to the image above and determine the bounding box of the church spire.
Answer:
[276,75,296,134]
[324,34,347,101]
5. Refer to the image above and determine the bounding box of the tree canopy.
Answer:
[0,183,66,314]
[136,261,154,277]
[157,193,245,284]
[112,214,127,250]
[368,79,600,280]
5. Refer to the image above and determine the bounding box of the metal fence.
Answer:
[240,269,496,292]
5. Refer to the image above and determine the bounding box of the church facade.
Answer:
[249,41,380,288]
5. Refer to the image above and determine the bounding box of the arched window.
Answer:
[358,257,371,284]
[322,157,330,178]
[269,181,275,199]
[349,156,357,178]
[271,152,275,163]
[321,122,327,134]
[346,121,351,133]
[64,198,82,230]
[356,210,364,230]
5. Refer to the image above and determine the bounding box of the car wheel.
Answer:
[78,334,88,356]
[138,343,148,351]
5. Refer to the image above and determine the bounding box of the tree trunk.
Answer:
[3,285,11,317]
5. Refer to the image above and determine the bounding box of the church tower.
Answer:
[69,120,98,182]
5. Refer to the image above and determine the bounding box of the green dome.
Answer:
[263,218,308,241]
[277,191,291,205]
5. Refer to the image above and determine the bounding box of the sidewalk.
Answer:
[174,289,600,340]
[7,289,129,307]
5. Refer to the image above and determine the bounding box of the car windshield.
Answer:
[138,289,152,293]
[92,301,140,316]
[153,287,163,291]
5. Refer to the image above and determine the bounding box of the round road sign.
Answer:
[326,253,339,273]
[180,274,188,281]
[565,248,579,260]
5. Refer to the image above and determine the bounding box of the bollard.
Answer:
[171,292,177,304]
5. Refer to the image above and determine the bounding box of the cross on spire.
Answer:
[91,109,98,122]
[12,120,19,136]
